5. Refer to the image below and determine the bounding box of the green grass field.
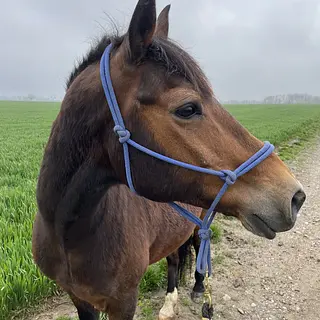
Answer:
[1,100,320,319]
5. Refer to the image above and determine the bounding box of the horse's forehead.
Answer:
[136,63,202,105]
[137,66,165,104]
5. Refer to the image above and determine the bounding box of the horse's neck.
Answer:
[36,101,116,224]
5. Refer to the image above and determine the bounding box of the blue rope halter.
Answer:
[100,43,274,276]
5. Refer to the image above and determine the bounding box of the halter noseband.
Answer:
[100,43,274,276]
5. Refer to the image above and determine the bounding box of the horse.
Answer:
[32,1,306,319]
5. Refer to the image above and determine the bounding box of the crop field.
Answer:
[1,100,320,319]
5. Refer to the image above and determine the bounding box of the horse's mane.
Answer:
[66,32,212,98]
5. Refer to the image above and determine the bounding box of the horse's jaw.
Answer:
[240,214,277,239]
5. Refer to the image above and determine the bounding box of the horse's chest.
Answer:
[148,210,197,264]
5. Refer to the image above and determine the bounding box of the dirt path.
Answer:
[26,138,320,320]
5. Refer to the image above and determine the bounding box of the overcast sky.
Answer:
[1,0,320,101]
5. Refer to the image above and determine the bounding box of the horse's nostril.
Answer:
[291,189,306,219]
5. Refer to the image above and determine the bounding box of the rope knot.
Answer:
[198,228,213,241]
[221,169,237,185]
[113,125,130,143]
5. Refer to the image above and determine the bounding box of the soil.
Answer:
[25,137,320,320]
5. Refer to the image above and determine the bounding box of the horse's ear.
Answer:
[127,0,157,63]
[154,5,170,39]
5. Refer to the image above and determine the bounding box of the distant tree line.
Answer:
[223,93,320,105]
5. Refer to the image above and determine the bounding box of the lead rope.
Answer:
[202,272,214,319]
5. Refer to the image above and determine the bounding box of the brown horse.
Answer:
[32,1,306,319]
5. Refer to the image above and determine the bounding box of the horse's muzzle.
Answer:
[240,187,306,239]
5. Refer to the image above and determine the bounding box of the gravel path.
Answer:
[26,137,320,320]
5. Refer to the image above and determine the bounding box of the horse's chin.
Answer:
[239,214,277,240]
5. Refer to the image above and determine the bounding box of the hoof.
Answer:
[158,288,178,320]
[158,302,177,320]
[158,312,176,320]
[191,290,204,304]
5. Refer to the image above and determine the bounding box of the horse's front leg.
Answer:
[107,289,138,320]
[191,209,207,303]
[68,292,100,320]
[159,251,179,320]
[191,225,205,303]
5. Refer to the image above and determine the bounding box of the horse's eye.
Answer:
[174,103,202,119]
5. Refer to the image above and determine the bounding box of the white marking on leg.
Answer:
[158,287,178,320]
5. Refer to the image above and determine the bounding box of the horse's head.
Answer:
[88,0,305,239]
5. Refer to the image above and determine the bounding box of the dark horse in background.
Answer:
[32,1,306,319]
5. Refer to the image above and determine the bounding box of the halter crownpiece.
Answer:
[100,43,274,276]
